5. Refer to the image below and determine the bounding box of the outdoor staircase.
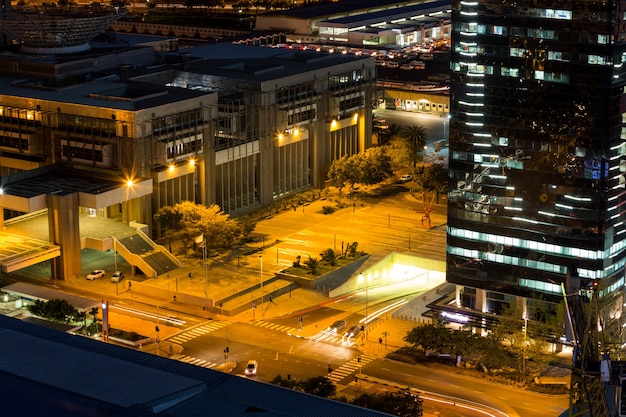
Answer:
[115,230,181,277]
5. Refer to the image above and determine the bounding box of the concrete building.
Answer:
[255,0,450,49]
[0,6,375,281]
[445,0,626,333]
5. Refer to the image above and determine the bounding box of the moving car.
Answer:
[245,360,258,376]
[328,319,347,333]
[342,325,362,345]
[86,270,105,281]
[111,271,124,283]
[398,174,413,183]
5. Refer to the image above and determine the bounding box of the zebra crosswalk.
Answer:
[253,320,299,334]
[327,354,377,383]
[170,354,218,369]
[167,321,230,344]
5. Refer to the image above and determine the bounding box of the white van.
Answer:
[386,61,399,69]
[419,53,434,61]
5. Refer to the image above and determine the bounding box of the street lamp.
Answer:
[260,255,264,318]
[125,179,134,225]
[522,315,528,379]
[202,241,208,297]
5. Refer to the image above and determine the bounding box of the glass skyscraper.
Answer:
[447,0,626,328]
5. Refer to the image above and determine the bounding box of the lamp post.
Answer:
[522,315,528,378]
[360,272,368,341]
[202,241,208,297]
[125,179,134,225]
[101,300,109,342]
[113,236,117,272]
[260,255,264,318]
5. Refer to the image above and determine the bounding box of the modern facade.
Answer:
[446,0,626,331]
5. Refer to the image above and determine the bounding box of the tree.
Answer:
[359,147,393,185]
[154,201,245,255]
[413,164,448,203]
[327,154,360,193]
[27,298,80,324]
[270,374,299,389]
[320,248,337,266]
[327,148,393,194]
[401,124,428,168]
[404,324,451,354]
[378,122,403,146]
[298,376,336,398]
[305,256,319,275]
[352,391,423,417]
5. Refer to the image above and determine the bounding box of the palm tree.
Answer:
[305,256,319,275]
[401,124,428,168]
[320,248,337,266]
[378,123,403,145]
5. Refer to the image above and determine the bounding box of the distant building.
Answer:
[445,0,626,333]
[255,0,451,49]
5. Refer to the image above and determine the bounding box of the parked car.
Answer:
[385,61,399,68]
[86,269,105,281]
[245,360,258,376]
[410,60,426,69]
[419,53,434,60]
[111,271,124,283]
[398,174,413,183]
[328,319,347,333]
[400,64,414,70]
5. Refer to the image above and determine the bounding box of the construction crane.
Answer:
[562,270,615,417]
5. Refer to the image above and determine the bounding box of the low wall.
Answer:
[275,255,370,291]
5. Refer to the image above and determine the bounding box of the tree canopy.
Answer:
[154,201,248,254]
[27,298,80,324]
[327,147,393,192]
[412,163,448,203]
[352,391,423,417]
[400,124,428,168]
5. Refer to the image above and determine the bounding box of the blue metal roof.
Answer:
[0,315,393,417]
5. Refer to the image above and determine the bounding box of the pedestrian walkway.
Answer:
[327,354,377,383]
[166,320,230,344]
[253,319,300,335]
[170,354,220,369]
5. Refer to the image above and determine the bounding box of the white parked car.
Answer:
[86,270,105,281]
[385,61,399,69]
[111,271,124,283]
[398,174,413,183]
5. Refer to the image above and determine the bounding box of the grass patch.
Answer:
[283,255,364,277]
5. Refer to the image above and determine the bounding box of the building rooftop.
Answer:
[0,315,393,417]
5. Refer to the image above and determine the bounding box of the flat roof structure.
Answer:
[2,282,100,311]
[320,0,450,27]
[0,315,393,417]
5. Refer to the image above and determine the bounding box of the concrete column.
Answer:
[47,192,81,280]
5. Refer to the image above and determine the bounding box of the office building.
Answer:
[0,5,375,280]
[446,0,626,330]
